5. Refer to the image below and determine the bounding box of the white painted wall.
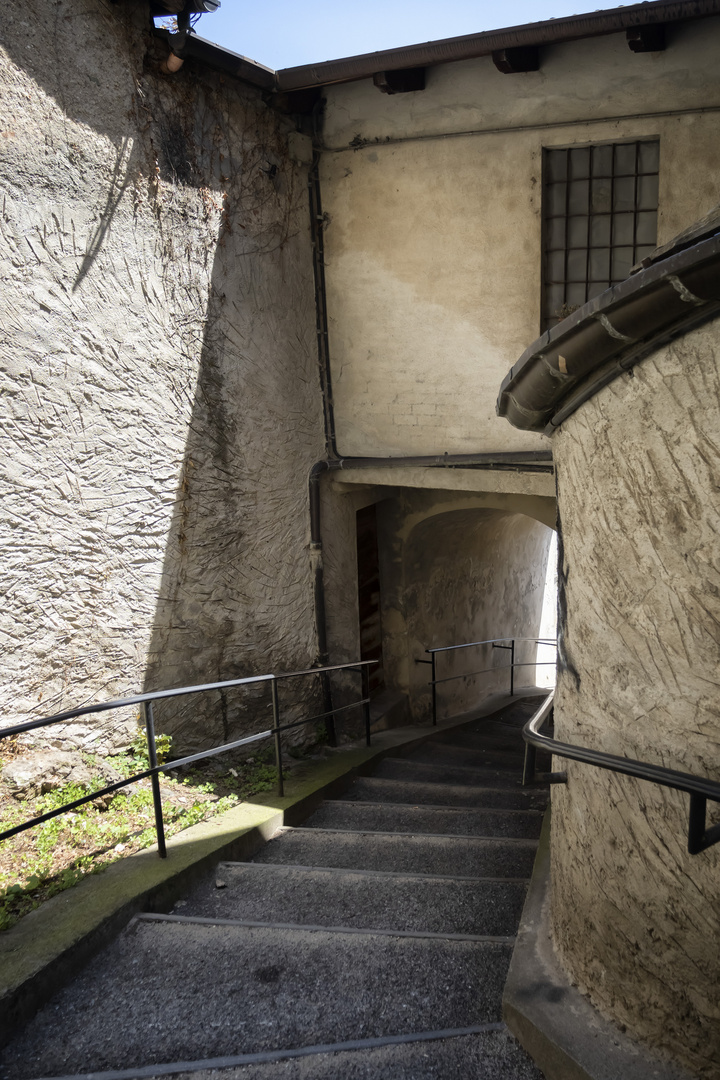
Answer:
[319,18,720,457]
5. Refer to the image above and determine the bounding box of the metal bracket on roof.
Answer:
[373,68,426,94]
[492,46,540,74]
[626,24,666,52]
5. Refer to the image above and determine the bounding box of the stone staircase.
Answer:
[0,697,550,1080]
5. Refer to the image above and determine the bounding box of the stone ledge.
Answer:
[503,811,693,1080]
[0,693,525,1044]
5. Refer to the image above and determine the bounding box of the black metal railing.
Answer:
[523,692,720,854]
[420,637,557,725]
[0,660,375,859]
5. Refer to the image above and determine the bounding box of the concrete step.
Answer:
[375,755,527,788]
[339,775,548,810]
[303,801,544,840]
[0,918,514,1078]
[475,718,545,738]
[404,742,527,772]
[474,697,546,729]
[177,862,529,937]
[466,720,556,752]
[128,1027,545,1079]
[430,728,528,755]
[252,827,538,878]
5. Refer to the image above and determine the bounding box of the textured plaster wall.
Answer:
[0,1,324,752]
[319,18,720,457]
[551,320,720,1076]
[322,480,553,723]
[400,504,552,721]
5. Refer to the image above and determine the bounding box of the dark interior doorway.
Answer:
[356,503,385,696]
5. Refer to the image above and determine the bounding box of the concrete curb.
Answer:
[503,810,693,1080]
[0,691,529,1043]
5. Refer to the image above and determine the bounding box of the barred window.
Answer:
[542,140,659,330]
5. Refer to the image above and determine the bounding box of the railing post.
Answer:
[144,700,167,859]
[321,670,337,747]
[361,664,371,747]
[688,793,708,854]
[431,652,437,726]
[522,742,537,787]
[271,678,284,797]
[510,639,515,697]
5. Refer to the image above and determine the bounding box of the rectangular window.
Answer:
[542,139,659,331]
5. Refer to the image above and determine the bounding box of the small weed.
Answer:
[129,730,173,766]
[313,723,330,748]
[554,302,581,322]
[0,735,21,770]
[237,762,278,798]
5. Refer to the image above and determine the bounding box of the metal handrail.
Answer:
[0,660,375,859]
[523,692,720,854]
[423,636,558,724]
[426,636,557,654]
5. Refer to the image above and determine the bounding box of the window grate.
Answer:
[542,140,659,331]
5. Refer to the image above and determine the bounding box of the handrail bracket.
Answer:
[688,793,720,855]
[523,692,720,855]
[522,741,567,786]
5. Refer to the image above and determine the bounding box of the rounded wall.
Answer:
[403,507,552,721]
[551,319,720,1075]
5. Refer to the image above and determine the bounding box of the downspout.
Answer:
[157,7,191,76]
[309,462,336,744]
[308,150,339,458]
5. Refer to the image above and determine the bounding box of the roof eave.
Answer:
[275,0,720,91]
[153,0,720,95]
[496,234,720,435]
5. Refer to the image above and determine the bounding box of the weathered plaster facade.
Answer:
[319,18,720,457]
[0,1,324,751]
[550,320,720,1075]
[5,2,720,1073]
[321,475,555,722]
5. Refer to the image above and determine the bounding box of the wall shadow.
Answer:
[401,507,554,722]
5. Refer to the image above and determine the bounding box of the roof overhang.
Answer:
[496,233,720,435]
[154,0,720,93]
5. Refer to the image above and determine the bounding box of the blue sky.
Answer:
[189,1,622,70]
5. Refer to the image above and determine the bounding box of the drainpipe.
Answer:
[308,151,339,458]
[309,462,336,744]
[158,9,190,75]
[324,451,553,472]
[156,2,222,77]
[159,50,185,74]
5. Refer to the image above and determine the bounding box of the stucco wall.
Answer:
[0,1,324,752]
[550,319,720,1075]
[321,478,554,723]
[399,502,553,721]
[319,18,720,457]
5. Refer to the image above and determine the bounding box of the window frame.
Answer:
[541,138,660,332]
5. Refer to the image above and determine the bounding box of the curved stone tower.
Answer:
[498,210,720,1077]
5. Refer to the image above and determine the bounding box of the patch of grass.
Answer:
[219,761,279,799]
[0,742,287,933]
